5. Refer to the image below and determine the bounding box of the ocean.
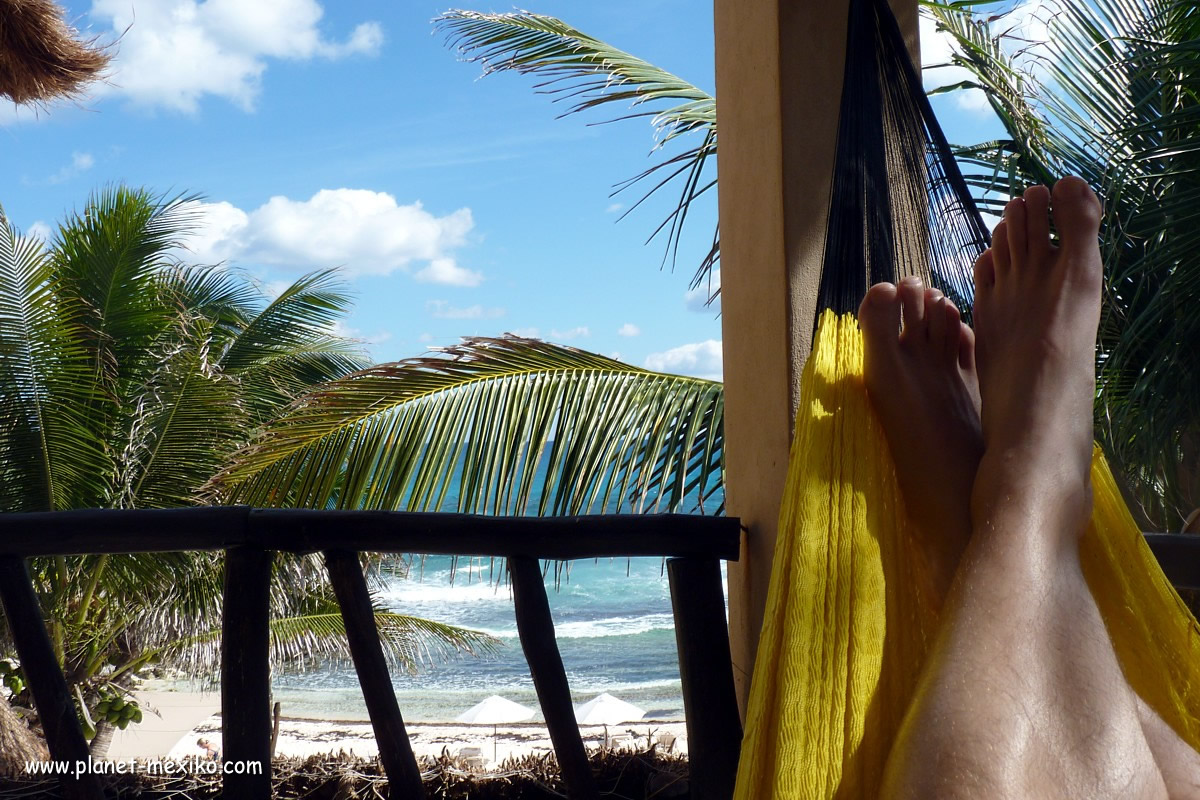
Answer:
[271,555,725,723]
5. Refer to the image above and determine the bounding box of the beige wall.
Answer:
[715,0,919,715]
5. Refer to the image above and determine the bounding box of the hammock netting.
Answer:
[733,0,1200,796]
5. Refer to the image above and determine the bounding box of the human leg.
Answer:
[877,179,1167,798]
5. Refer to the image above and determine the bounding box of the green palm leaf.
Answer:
[435,11,719,292]
[0,210,105,511]
[52,188,203,411]
[215,268,368,424]
[207,337,724,517]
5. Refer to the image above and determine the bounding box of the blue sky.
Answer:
[1,0,1007,380]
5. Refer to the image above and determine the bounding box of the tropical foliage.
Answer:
[925,0,1200,527]
[207,336,724,517]
[439,4,1199,529]
[0,187,496,752]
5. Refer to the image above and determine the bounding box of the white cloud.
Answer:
[919,13,990,112]
[606,202,623,214]
[418,332,434,343]
[89,0,383,112]
[426,300,504,320]
[180,190,474,281]
[48,152,95,184]
[414,257,483,288]
[182,200,249,264]
[617,323,640,337]
[685,270,721,313]
[549,326,589,341]
[644,340,723,381]
[27,221,52,243]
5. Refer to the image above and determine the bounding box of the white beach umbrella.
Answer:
[574,693,645,725]
[456,695,535,760]
[574,693,645,747]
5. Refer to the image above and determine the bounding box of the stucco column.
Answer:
[716,0,920,716]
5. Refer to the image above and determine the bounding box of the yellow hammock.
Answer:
[734,310,1200,799]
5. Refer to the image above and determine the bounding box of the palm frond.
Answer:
[435,10,718,288]
[0,210,107,511]
[207,337,724,516]
[113,313,247,508]
[217,269,367,423]
[160,607,500,677]
[52,187,204,399]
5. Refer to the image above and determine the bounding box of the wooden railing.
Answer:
[0,507,743,800]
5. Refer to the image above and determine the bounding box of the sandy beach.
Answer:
[107,690,688,768]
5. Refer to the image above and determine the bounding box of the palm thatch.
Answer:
[0,0,108,106]
[0,698,45,775]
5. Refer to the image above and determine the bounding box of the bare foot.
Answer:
[971,178,1103,541]
[859,277,982,605]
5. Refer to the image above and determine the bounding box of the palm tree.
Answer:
[0,187,495,757]
[437,5,1199,530]
[924,0,1200,529]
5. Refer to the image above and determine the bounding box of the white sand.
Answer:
[106,690,220,761]
[113,690,687,769]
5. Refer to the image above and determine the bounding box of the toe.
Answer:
[1051,177,1103,294]
[991,221,1010,279]
[1004,196,1027,273]
[1051,176,1102,255]
[928,293,947,346]
[958,322,976,373]
[939,300,962,367]
[1023,185,1052,263]
[858,282,902,340]
[897,277,926,339]
[974,248,996,291]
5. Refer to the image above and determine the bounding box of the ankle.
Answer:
[971,448,1093,540]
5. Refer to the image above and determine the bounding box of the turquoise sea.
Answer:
[272,555,726,722]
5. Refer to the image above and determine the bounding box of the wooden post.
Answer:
[0,556,103,800]
[715,0,921,716]
[325,549,425,799]
[668,558,742,800]
[221,546,273,799]
[508,556,598,800]
[270,702,281,758]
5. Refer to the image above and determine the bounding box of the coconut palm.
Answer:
[0,187,496,756]
[206,336,724,518]
[439,5,1199,530]
[924,0,1200,528]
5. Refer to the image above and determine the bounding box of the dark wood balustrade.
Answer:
[0,507,742,800]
